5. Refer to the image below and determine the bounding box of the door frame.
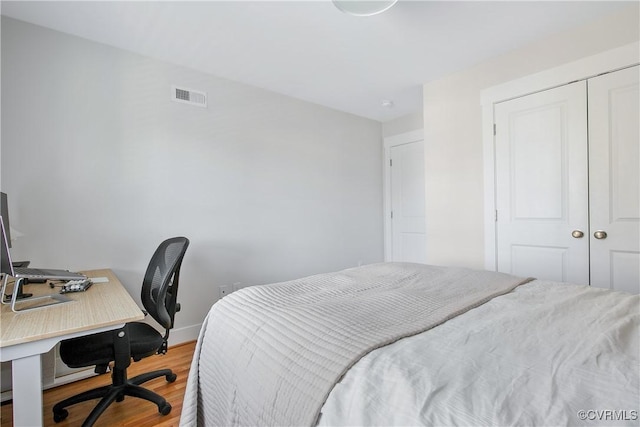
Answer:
[481,41,639,271]
[383,129,424,262]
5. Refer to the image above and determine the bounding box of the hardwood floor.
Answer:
[1,341,196,427]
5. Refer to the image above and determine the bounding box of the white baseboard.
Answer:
[168,323,202,346]
[0,368,96,403]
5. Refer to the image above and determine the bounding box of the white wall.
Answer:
[1,17,384,340]
[382,111,423,138]
[422,5,640,269]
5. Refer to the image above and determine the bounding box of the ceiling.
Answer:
[1,1,632,122]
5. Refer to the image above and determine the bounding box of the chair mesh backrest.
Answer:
[141,237,189,330]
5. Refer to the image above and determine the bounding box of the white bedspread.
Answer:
[319,279,640,426]
[180,263,530,427]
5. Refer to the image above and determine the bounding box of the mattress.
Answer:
[180,262,639,426]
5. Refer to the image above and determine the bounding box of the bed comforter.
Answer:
[319,279,640,426]
[180,263,531,426]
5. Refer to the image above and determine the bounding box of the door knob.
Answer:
[571,230,584,238]
[594,230,608,239]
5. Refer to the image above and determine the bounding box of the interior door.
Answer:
[389,140,426,263]
[495,81,589,284]
[588,66,640,294]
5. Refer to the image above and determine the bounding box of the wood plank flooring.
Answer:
[1,341,196,427]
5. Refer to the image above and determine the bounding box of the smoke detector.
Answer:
[381,100,395,109]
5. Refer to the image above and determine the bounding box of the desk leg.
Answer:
[12,354,43,427]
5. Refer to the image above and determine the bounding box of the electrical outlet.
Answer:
[219,285,231,299]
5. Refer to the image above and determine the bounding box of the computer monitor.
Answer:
[0,192,10,248]
[0,216,13,276]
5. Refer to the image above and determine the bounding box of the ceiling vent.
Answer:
[171,85,207,108]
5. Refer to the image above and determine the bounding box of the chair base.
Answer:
[52,368,177,427]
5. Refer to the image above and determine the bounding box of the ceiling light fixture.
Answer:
[332,0,398,17]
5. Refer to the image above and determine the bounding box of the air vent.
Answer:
[171,85,207,108]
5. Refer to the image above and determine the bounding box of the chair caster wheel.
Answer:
[159,401,172,415]
[53,409,68,423]
[166,373,177,383]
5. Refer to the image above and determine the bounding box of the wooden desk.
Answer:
[0,269,144,427]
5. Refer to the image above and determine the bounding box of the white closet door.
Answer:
[588,66,640,294]
[390,141,426,263]
[495,81,589,284]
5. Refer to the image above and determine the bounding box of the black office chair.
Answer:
[52,237,190,427]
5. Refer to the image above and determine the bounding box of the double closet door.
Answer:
[495,66,639,294]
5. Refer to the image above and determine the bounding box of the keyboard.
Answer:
[14,267,48,276]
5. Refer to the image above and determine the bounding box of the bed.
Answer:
[180,262,639,426]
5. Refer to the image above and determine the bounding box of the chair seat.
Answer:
[60,322,164,368]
